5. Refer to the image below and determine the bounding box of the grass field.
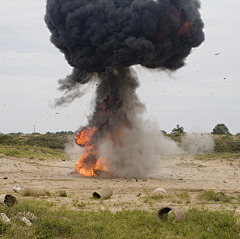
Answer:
[0,144,69,161]
[1,197,240,239]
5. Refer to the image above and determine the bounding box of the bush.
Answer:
[197,190,230,202]
[214,136,240,152]
[34,217,73,239]
[25,135,68,149]
[0,134,19,145]
[0,134,70,149]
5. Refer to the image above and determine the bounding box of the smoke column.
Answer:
[45,0,205,177]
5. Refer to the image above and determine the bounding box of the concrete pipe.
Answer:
[152,188,168,196]
[23,186,46,197]
[93,185,113,199]
[157,206,185,222]
[0,194,18,207]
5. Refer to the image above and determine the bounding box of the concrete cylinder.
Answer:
[93,185,113,199]
[152,188,168,196]
[157,206,185,222]
[23,186,46,197]
[0,194,18,207]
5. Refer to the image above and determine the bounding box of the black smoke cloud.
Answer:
[45,0,204,84]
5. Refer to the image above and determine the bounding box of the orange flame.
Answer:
[75,126,107,176]
[75,98,111,176]
[179,22,191,37]
[75,95,126,177]
[75,127,97,147]
[76,153,107,177]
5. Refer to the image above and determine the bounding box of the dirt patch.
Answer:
[1,154,240,212]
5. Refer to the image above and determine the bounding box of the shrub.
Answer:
[197,190,230,202]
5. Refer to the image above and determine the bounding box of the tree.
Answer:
[9,132,23,135]
[211,124,231,135]
[171,125,185,134]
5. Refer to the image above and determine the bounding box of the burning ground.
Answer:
[45,0,205,177]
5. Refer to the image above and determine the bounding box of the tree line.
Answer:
[163,124,238,135]
[0,124,239,136]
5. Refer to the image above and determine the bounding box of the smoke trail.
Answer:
[45,0,204,177]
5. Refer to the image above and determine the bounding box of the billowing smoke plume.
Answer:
[180,133,214,154]
[45,0,204,83]
[45,0,205,177]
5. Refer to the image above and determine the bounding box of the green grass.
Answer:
[0,198,239,239]
[175,191,191,200]
[214,136,240,153]
[141,193,166,207]
[0,134,69,149]
[58,191,68,197]
[0,144,69,160]
[151,194,165,200]
[197,190,231,203]
[0,220,10,235]
[72,200,86,208]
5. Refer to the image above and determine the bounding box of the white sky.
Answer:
[0,0,239,134]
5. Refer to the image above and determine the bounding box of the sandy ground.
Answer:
[1,154,240,211]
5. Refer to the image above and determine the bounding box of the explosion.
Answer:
[45,0,204,177]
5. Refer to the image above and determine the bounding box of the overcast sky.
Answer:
[0,0,239,134]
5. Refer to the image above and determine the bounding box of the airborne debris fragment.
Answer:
[13,186,22,193]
